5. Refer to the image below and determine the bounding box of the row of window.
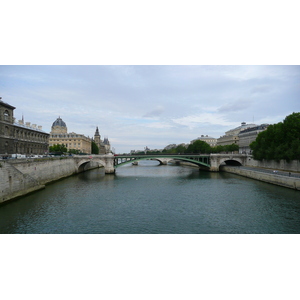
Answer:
[2,126,48,142]
[51,134,81,138]
[51,139,81,142]
[50,143,81,146]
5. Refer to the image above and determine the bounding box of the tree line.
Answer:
[133,141,239,155]
[250,112,300,161]
[49,141,100,155]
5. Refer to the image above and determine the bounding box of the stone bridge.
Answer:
[74,154,115,174]
[74,153,248,174]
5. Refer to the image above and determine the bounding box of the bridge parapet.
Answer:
[73,153,248,173]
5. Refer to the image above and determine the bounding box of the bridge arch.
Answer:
[115,155,210,169]
[220,159,243,166]
[76,158,106,173]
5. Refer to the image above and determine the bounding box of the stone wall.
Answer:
[0,161,45,203]
[245,157,300,172]
[0,157,100,204]
[221,166,300,190]
[7,157,78,185]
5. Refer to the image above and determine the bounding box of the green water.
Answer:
[0,161,299,233]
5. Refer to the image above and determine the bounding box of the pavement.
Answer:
[231,166,300,179]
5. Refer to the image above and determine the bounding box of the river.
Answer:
[0,160,299,233]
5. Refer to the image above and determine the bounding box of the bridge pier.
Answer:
[103,154,116,174]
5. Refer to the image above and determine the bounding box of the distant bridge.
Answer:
[114,154,211,169]
[73,153,248,174]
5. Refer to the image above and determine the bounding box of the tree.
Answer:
[91,141,99,154]
[225,143,239,152]
[186,140,211,154]
[68,149,81,155]
[49,144,67,154]
[250,112,300,161]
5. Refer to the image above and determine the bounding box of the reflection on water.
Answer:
[0,160,299,233]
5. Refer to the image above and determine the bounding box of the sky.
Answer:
[0,65,299,153]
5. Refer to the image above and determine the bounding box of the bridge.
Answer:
[73,153,248,174]
[114,154,211,169]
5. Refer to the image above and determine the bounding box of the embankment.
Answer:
[221,166,300,190]
[246,157,300,172]
[0,157,100,204]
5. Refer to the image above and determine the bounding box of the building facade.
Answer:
[238,124,269,154]
[0,98,49,157]
[49,117,92,154]
[93,127,111,154]
[217,122,257,146]
[191,135,217,147]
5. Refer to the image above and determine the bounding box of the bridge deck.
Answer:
[114,154,211,168]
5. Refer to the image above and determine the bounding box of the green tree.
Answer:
[91,141,99,154]
[68,149,81,155]
[175,144,187,154]
[225,143,239,152]
[250,112,300,161]
[49,144,67,153]
[186,140,211,154]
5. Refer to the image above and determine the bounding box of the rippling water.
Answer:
[1,160,300,233]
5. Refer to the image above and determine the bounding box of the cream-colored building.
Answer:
[217,122,257,146]
[49,117,91,154]
[191,135,217,147]
[238,124,269,154]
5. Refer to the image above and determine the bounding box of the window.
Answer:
[4,110,9,121]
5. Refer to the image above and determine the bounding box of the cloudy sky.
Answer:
[0,65,299,153]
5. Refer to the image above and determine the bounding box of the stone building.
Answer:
[93,127,111,154]
[103,137,111,154]
[191,135,217,147]
[0,98,49,157]
[217,122,257,146]
[238,124,269,154]
[49,117,91,154]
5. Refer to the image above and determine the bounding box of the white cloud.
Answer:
[1,65,299,153]
[172,113,237,129]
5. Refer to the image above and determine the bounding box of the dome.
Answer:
[52,117,67,128]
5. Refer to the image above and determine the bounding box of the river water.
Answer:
[1,160,299,233]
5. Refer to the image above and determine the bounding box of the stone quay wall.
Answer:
[221,166,300,190]
[0,157,100,204]
[245,157,300,172]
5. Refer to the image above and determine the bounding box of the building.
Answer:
[49,117,91,154]
[238,124,269,154]
[0,98,49,157]
[191,135,217,147]
[217,122,257,146]
[103,137,111,153]
[93,126,111,154]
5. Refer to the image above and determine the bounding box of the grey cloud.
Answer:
[218,100,253,113]
[143,106,164,118]
[250,85,270,95]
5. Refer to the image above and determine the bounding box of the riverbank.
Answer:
[221,165,300,190]
[0,157,101,204]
